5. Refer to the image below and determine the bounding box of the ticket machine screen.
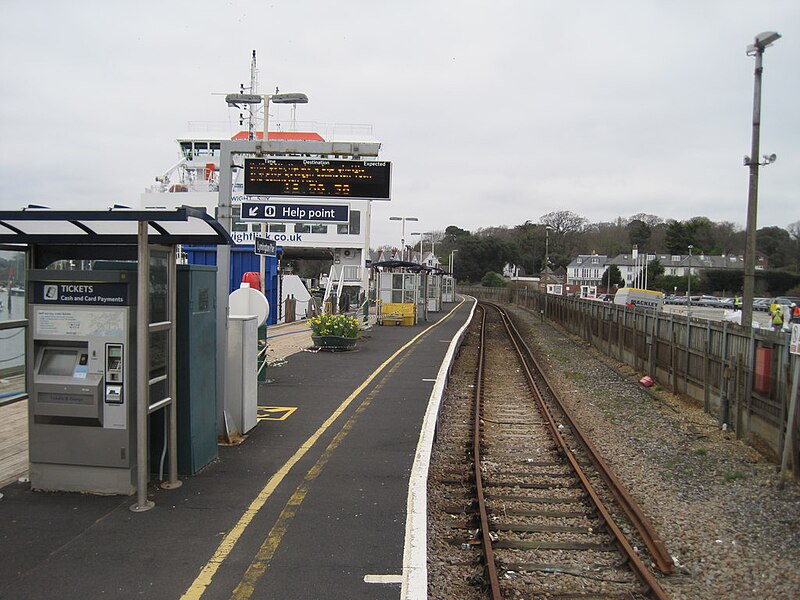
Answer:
[39,348,80,377]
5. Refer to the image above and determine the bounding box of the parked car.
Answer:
[687,295,721,307]
[772,296,800,307]
[697,295,722,307]
[753,298,771,311]
[718,297,734,309]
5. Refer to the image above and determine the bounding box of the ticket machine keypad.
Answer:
[104,344,124,404]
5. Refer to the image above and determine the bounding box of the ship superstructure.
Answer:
[141,52,386,318]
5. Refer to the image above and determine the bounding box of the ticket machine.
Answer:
[27,270,138,494]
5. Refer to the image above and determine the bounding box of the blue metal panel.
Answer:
[183,245,278,325]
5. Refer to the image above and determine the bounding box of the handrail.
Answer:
[148,396,173,414]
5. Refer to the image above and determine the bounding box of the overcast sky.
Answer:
[1,1,797,248]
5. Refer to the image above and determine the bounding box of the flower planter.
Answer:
[311,335,358,351]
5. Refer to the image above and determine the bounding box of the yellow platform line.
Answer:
[180,299,464,600]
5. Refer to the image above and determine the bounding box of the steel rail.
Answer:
[499,302,675,574]
[484,302,669,599]
[473,304,503,599]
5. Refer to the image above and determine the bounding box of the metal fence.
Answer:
[463,285,798,471]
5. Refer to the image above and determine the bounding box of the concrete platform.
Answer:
[0,298,474,600]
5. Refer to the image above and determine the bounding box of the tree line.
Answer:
[406,211,800,295]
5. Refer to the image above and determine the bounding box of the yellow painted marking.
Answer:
[180,298,466,600]
[256,406,297,421]
[231,358,404,599]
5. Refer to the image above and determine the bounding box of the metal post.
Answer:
[741,48,763,331]
[742,31,781,327]
[544,227,550,318]
[163,244,182,490]
[687,245,693,318]
[131,220,155,512]
[363,201,372,298]
[400,219,406,262]
[778,355,800,489]
[263,96,271,142]
[216,142,233,440]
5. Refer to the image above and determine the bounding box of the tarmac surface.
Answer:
[0,299,474,600]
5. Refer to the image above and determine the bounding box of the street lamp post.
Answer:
[389,216,418,261]
[410,231,422,263]
[259,92,308,296]
[449,249,458,277]
[543,226,552,316]
[427,233,436,266]
[411,231,435,266]
[742,31,781,330]
[262,92,309,140]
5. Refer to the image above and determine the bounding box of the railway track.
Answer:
[428,301,672,599]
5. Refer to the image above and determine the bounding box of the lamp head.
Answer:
[755,31,781,48]
[270,93,309,104]
[747,31,781,55]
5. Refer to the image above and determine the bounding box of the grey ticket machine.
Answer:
[27,270,137,494]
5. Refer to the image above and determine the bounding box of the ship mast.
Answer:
[247,50,259,140]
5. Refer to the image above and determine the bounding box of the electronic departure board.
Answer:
[244,158,391,200]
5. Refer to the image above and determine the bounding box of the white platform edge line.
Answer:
[401,296,476,600]
[364,574,403,584]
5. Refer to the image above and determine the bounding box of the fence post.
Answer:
[703,320,711,413]
[720,321,730,427]
[671,315,678,393]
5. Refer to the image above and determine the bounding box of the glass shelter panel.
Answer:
[0,249,27,400]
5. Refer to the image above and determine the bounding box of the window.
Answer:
[337,210,361,235]
[591,258,599,264]
[311,224,327,234]
[269,223,285,233]
[389,272,416,303]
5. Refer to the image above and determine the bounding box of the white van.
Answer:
[613,287,665,311]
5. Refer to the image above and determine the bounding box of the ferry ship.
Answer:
[140,52,385,322]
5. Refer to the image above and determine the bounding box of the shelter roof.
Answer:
[0,205,233,246]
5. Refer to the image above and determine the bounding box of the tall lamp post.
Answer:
[449,249,458,277]
[411,231,435,266]
[410,231,422,263]
[227,90,310,297]
[261,93,308,299]
[426,232,436,266]
[543,226,552,316]
[741,31,781,330]
[389,216,418,261]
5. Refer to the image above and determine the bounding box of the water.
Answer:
[1,289,25,374]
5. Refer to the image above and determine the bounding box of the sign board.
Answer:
[33,281,129,306]
[547,284,563,296]
[244,158,391,200]
[241,201,350,223]
[254,236,277,257]
[791,324,800,355]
